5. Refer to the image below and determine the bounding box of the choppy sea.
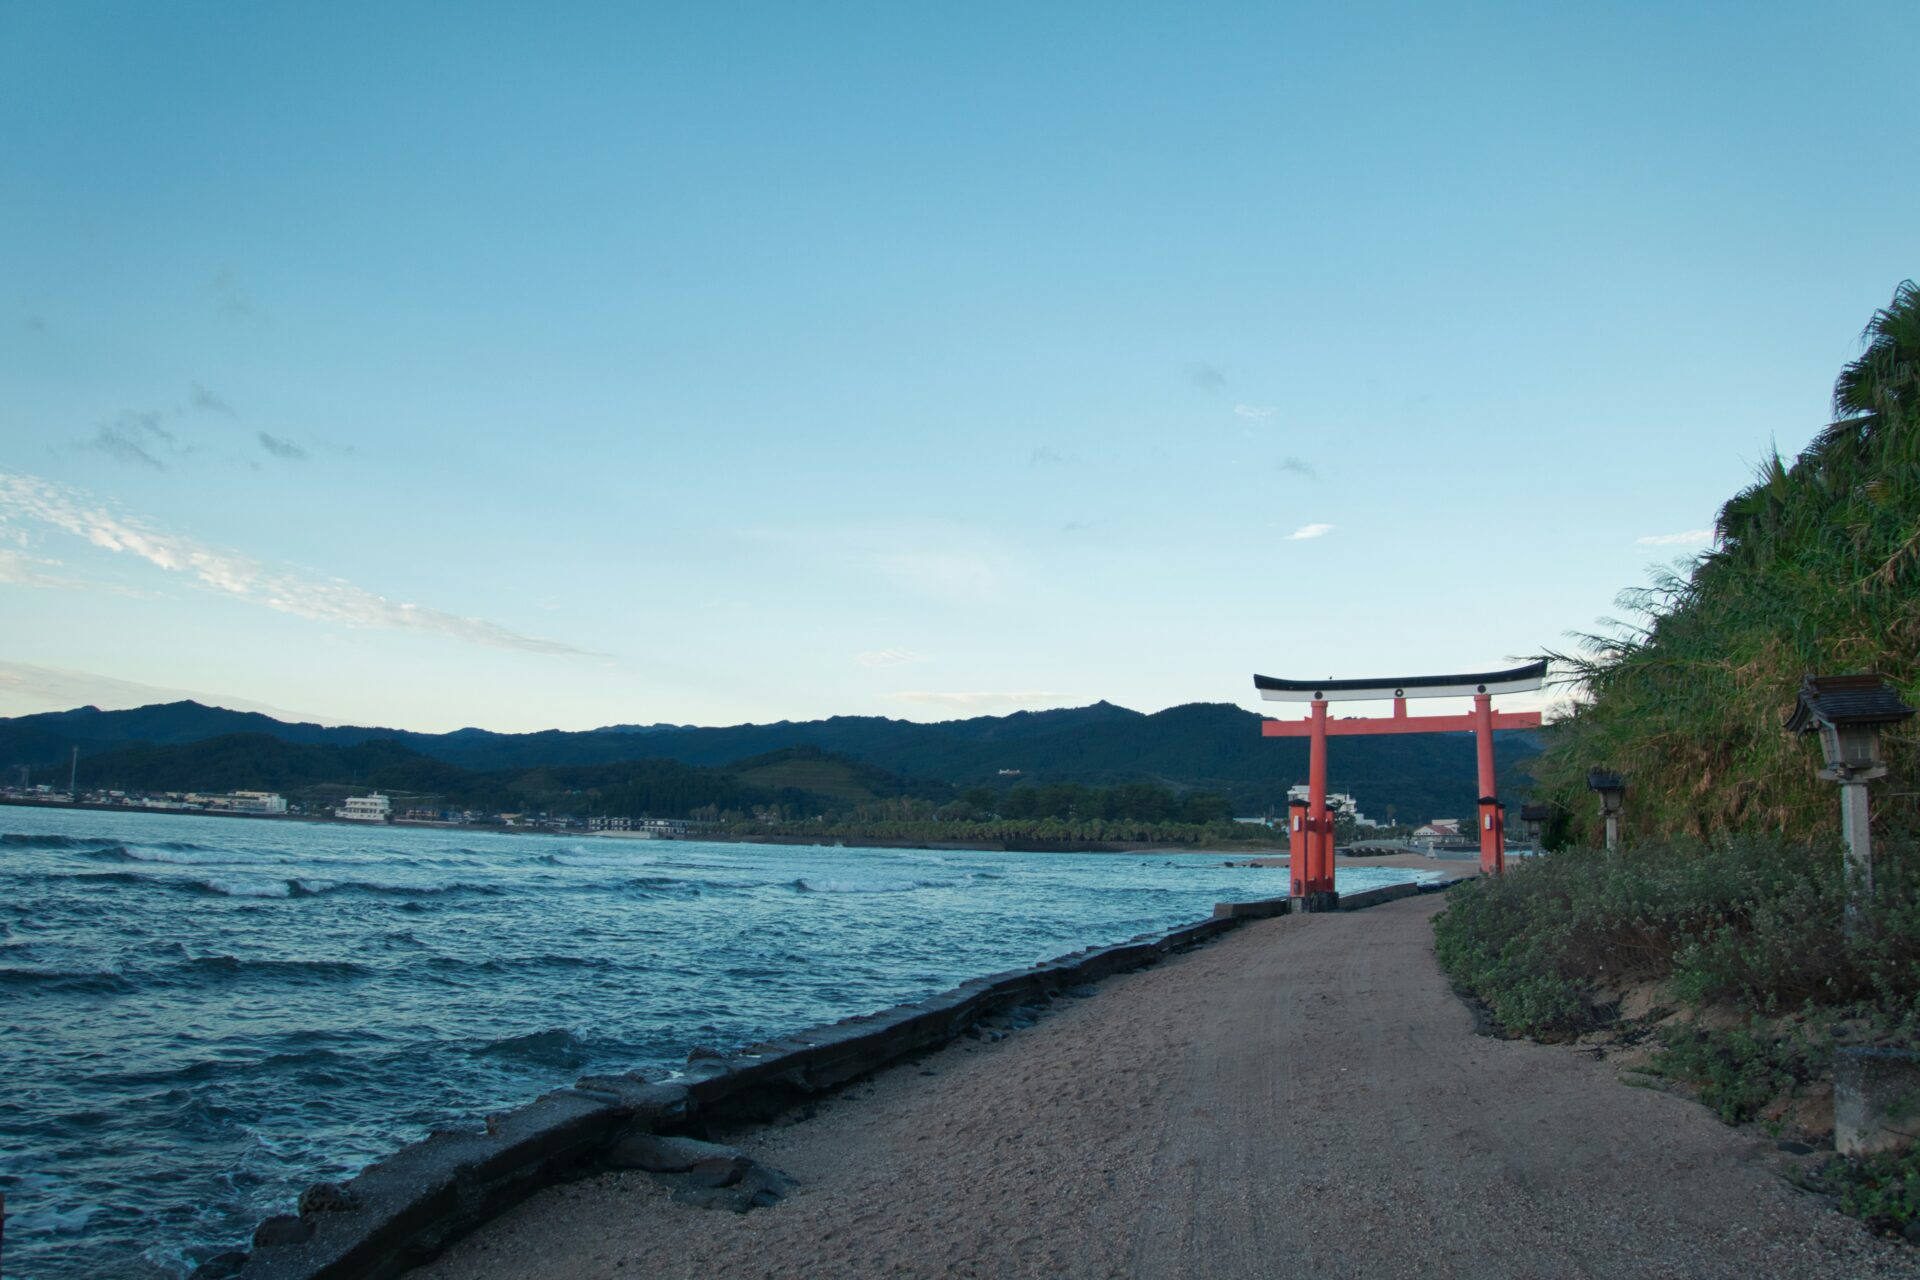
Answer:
[0,808,1435,1278]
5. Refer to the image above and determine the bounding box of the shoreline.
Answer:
[192,878,1452,1279]
[409,895,1908,1280]
[0,797,1301,857]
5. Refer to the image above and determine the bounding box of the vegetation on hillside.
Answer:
[33,736,1267,846]
[3,697,1542,823]
[1439,283,1920,1238]
[1534,281,1920,845]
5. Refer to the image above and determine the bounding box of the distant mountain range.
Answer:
[0,700,1543,821]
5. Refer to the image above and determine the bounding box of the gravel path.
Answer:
[410,895,1916,1279]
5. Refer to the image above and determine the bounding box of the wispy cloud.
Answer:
[1636,529,1714,547]
[257,432,308,461]
[0,660,327,721]
[891,690,1072,713]
[0,472,594,657]
[1233,404,1276,420]
[745,526,1004,604]
[191,382,235,416]
[1185,362,1226,390]
[1030,446,1078,466]
[1061,520,1091,534]
[1286,522,1334,541]
[875,552,997,601]
[1277,456,1315,478]
[209,270,263,322]
[856,648,928,669]
[84,412,176,470]
[0,547,79,588]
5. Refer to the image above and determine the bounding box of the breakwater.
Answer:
[205,876,1462,1280]
[0,811,1440,1279]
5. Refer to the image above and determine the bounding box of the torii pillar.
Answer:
[1254,661,1547,902]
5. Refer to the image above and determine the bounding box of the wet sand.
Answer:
[409,895,1911,1280]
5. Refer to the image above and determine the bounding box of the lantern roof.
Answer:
[1784,673,1915,734]
[1586,769,1624,792]
[1520,803,1551,822]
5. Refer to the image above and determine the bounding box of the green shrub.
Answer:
[1819,1149,1920,1235]
[1434,836,1920,1040]
[1651,1021,1827,1124]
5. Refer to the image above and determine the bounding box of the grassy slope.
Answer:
[1438,282,1920,1237]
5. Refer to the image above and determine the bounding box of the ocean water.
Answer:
[0,809,1437,1279]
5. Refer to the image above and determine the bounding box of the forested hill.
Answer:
[1,699,1542,821]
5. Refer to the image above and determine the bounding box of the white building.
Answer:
[188,791,289,815]
[336,793,392,823]
[1285,784,1383,828]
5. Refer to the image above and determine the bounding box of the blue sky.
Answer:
[2,2,1915,732]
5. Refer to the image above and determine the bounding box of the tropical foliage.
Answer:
[1534,282,1920,844]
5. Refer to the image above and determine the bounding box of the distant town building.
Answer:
[336,793,392,823]
[588,815,633,831]
[197,790,288,815]
[1285,784,1383,828]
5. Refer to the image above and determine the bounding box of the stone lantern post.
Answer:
[1519,803,1550,855]
[1586,770,1625,852]
[1785,673,1915,932]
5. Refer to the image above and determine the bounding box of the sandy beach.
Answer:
[406,894,1911,1280]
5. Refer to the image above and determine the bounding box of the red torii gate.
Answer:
[1253,660,1547,902]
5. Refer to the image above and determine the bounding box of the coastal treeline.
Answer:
[36,734,1271,845]
[4,696,1542,823]
[1437,282,1920,1236]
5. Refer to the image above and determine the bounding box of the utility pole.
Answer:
[69,746,78,800]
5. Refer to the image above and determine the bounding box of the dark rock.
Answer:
[605,1132,743,1173]
[687,1044,726,1062]
[685,1154,754,1188]
[1904,1218,1920,1245]
[252,1214,314,1247]
[739,1163,797,1202]
[189,1250,250,1280]
[297,1181,361,1215]
[1775,1139,1815,1155]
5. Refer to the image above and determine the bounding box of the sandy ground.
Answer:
[409,896,1915,1280]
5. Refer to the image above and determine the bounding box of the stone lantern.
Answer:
[1586,770,1625,852]
[1520,803,1550,855]
[1785,673,1915,929]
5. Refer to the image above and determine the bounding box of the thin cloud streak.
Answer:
[1185,362,1226,389]
[891,690,1073,713]
[191,383,235,416]
[0,659,328,721]
[856,648,928,669]
[1637,529,1714,546]
[1233,404,1275,419]
[1286,523,1334,540]
[0,472,594,657]
[85,412,175,469]
[257,432,308,461]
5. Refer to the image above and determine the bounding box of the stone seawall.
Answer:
[199,877,1464,1280]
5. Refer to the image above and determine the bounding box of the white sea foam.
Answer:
[198,877,292,898]
[10,1204,98,1234]
[792,877,957,894]
[123,844,238,865]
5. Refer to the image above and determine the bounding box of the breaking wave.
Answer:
[790,876,958,894]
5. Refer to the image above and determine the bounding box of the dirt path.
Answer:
[411,896,1914,1279]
